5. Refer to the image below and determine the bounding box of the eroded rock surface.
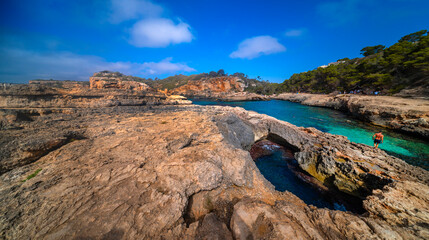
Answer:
[90,71,152,91]
[168,76,269,101]
[0,83,189,110]
[1,104,428,239]
[0,82,192,133]
[171,76,245,95]
[273,93,429,140]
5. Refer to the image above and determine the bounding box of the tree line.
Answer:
[274,30,429,94]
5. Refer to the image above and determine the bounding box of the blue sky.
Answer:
[1,0,428,83]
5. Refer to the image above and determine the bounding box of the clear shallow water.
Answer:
[193,99,429,170]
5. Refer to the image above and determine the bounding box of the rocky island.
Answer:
[1,77,428,239]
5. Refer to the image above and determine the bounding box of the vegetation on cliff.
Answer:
[276,30,429,94]
[92,69,272,93]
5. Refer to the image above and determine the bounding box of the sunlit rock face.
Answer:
[171,76,246,95]
[1,102,428,239]
[169,76,271,101]
[90,71,152,91]
[168,76,271,101]
[0,79,190,112]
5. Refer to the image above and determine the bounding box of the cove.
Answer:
[193,99,429,170]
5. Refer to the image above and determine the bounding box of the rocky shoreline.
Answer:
[272,93,429,140]
[1,85,429,239]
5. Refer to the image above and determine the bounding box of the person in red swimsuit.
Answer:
[372,131,384,148]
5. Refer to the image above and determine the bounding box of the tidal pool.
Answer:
[251,140,364,213]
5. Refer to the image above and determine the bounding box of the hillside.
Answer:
[276,30,429,96]
[90,70,273,95]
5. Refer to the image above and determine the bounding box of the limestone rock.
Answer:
[364,181,429,238]
[0,83,189,110]
[171,76,245,95]
[195,213,233,240]
[169,76,269,101]
[1,102,428,239]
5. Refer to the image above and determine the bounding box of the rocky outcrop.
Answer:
[0,107,268,239]
[225,106,428,188]
[171,76,245,96]
[166,76,269,101]
[0,83,190,109]
[89,72,268,101]
[1,102,428,239]
[273,93,429,140]
[90,71,152,91]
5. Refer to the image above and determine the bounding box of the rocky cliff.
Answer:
[0,82,191,132]
[87,71,269,101]
[171,76,244,95]
[90,71,152,91]
[1,95,428,239]
[1,81,190,107]
[273,93,429,140]
[169,76,269,101]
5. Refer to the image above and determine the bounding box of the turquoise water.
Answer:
[193,99,429,170]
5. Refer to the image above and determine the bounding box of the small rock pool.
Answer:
[251,140,365,213]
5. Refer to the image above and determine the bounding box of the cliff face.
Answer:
[171,76,245,96]
[89,72,268,100]
[0,82,191,132]
[0,84,189,110]
[89,72,152,91]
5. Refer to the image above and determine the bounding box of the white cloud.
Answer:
[129,18,194,47]
[142,57,195,74]
[110,0,163,23]
[109,0,195,48]
[285,28,306,37]
[229,36,286,60]
[0,48,195,83]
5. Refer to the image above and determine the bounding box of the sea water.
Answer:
[255,151,361,212]
[193,99,429,170]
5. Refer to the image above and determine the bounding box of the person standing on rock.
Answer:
[372,131,384,148]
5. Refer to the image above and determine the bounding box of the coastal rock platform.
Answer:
[1,103,428,239]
